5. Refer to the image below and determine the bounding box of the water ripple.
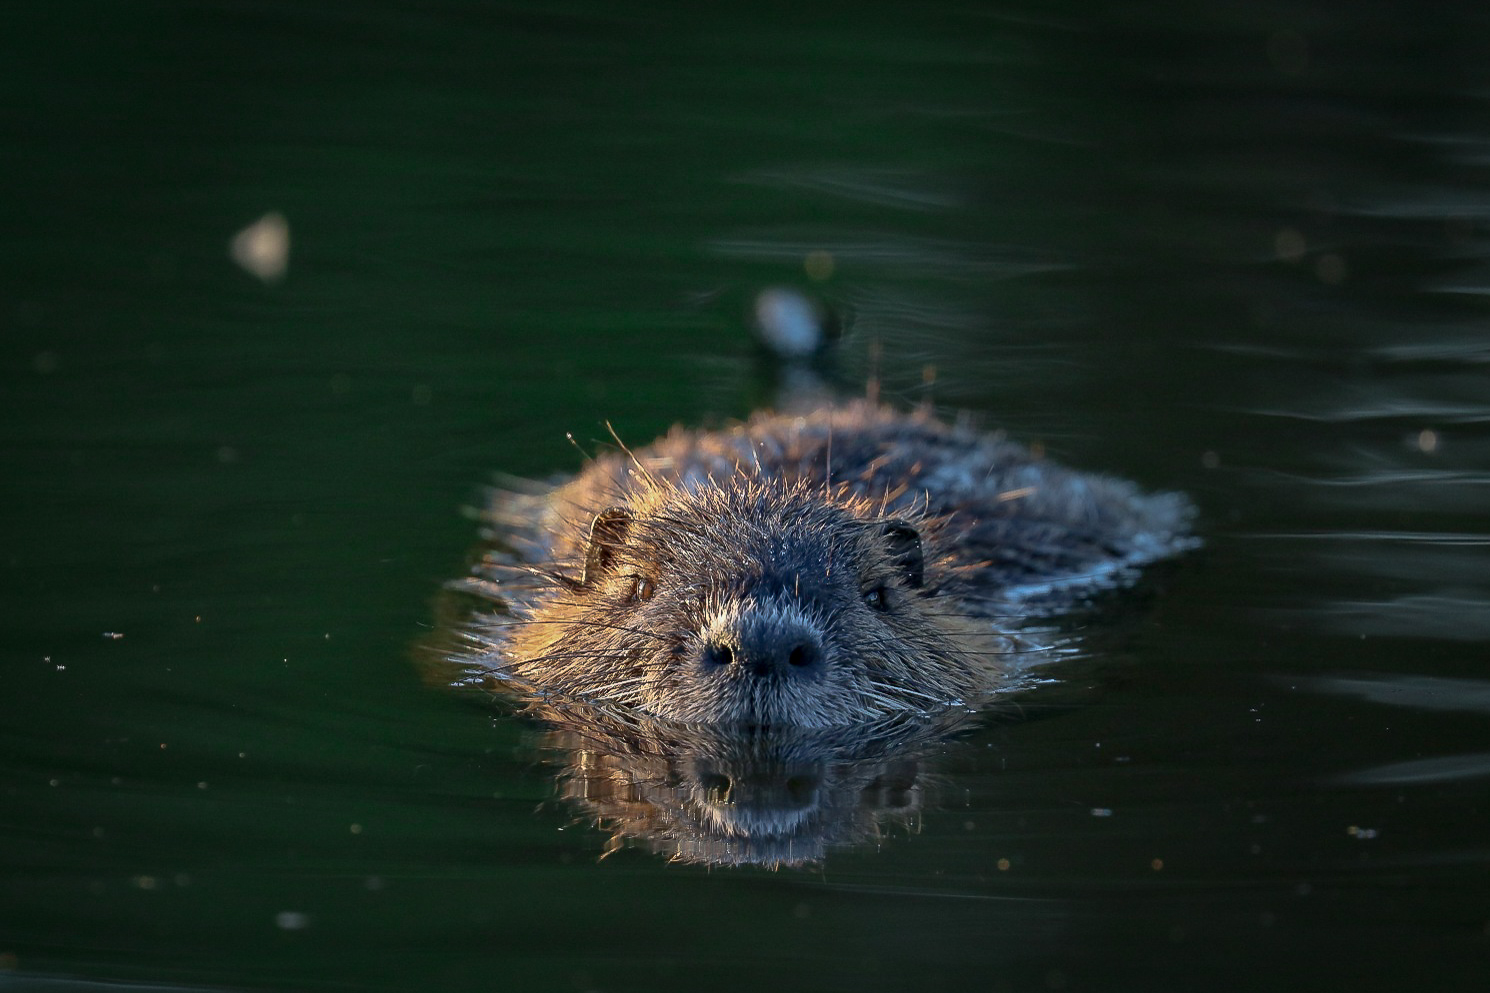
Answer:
[1336,752,1490,786]
[1291,674,1490,714]
[708,235,1071,279]
[1248,531,1490,546]
[736,166,967,211]
[1284,593,1490,640]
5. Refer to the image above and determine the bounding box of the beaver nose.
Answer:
[702,612,824,678]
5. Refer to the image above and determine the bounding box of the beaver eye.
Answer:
[862,584,890,612]
[627,575,655,603]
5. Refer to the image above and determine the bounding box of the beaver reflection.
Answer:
[522,699,976,867]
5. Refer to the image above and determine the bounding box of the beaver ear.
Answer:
[582,507,632,585]
[879,520,924,589]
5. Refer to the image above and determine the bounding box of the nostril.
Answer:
[786,638,822,667]
[703,617,823,677]
[700,773,732,803]
[784,774,821,804]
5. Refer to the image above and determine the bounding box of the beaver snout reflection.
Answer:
[694,766,824,814]
[466,401,1197,727]
[690,767,826,838]
[516,709,949,867]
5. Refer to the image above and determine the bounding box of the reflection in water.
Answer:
[519,698,976,867]
[431,565,1046,865]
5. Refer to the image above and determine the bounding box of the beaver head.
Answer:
[500,478,1004,727]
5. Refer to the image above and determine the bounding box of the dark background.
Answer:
[3,2,1489,991]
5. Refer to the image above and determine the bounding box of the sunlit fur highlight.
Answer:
[465,402,1195,727]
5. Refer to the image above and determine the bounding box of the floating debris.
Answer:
[230,211,291,283]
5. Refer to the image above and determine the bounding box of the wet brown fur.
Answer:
[465,402,1194,728]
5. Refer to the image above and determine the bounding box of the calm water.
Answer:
[3,2,1489,990]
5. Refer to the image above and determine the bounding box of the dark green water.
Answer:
[4,2,1489,990]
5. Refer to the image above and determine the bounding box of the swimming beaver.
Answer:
[466,401,1194,728]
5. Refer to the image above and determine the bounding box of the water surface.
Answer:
[3,2,1489,990]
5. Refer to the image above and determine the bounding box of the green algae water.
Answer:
[3,2,1489,990]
